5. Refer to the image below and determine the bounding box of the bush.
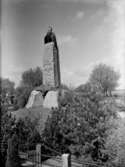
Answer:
[1,113,41,166]
[106,118,125,166]
[1,113,16,167]
[5,134,21,167]
[42,84,117,161]
[15,86,33,108]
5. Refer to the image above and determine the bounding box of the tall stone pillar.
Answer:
[25,28,61,109]
[43,42,61,88]
[42,27,61,109]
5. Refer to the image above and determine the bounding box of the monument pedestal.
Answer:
[26,89,59,109]
[43,89,59,108]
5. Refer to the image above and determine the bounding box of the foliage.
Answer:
[106,118,125,167]
[1,113,16,167]
[15,85,33,108]
[42,83,117,162]
[89,64,120,96]
[0,78,15,106]
[1,104,8,115]
[58,89,74,107]
[1,78,15,95]
[16,117,41,151]
[5,134,21,167]
[15,67,43,109]
[60,84,70,90]
[21,67,43,88]
[1,113,41,166]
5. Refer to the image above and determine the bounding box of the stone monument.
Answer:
[43,26,61,88]
[26,27,61,109]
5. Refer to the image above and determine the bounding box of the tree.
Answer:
[1,78,15,95]
[21,67,43,88]
[42,84,117,162]
[15,67,43,108]
[0,78,15,105]
[15,85,33,108]
[89,64,120,96]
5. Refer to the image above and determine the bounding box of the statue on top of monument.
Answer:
[44,26,58,49]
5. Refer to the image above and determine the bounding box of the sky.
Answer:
[1,0,125,89]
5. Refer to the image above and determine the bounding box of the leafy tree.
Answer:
[1,78,15,95]
[89,64,120,96]
[21,67,43,88]
[15,85,33,108]
[15,67,43,108]
[42,83,117,162]
[0,78,15,105]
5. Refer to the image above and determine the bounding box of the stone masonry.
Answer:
[43,42,61,88]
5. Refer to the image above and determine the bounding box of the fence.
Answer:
[1,140,113,167]
[20,143,73,167]
[19,143,112,167]
[20,144,41,167]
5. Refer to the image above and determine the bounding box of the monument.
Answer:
[26,27,61,109]
[43,26,61,88]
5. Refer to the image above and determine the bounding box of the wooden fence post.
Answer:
[36,143,41,167]
[62,154,71,167]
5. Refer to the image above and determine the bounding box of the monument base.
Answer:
[26,88,60,109]
[26,90,43,108]
[43,90,59,109]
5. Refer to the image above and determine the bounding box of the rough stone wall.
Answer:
[43,42,61,88]
[43,42,55,87]
[53,46,61,87]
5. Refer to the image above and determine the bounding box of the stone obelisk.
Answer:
[26,27,61,109]
[43,27,61,88]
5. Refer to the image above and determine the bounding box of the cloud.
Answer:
[61,58,118,88]
[5,0,105,7]
[76,11,84,19]
[106,0,125,89]
[1,65,24,86]
[61,64,94,87]
[61,68,83,87]
[73,0,105,3]
[6,0,105,4]
[61,69,89,87]
[58,35,77,45]
[54,0,105,3]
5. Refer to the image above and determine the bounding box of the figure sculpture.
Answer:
[44,26,58,50]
